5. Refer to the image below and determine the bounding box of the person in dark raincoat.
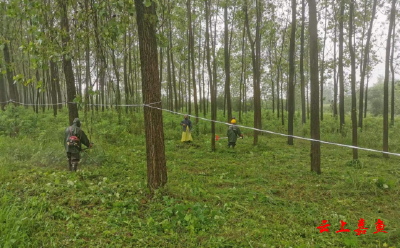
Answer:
[64,118,92,171]
[180,114,193,143]
[227,118,242,148]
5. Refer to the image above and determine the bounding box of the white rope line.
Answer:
[3,97,399,157]
[144,104,400,157]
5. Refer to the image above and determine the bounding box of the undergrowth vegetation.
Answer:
[0,106,399,247]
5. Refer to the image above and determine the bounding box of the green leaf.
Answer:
[143,0,151,7]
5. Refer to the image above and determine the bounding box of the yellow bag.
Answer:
[181,126,193,142]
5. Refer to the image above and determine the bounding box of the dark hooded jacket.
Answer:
[64,118,90,153]
[227,125,241,143]
[180,118,192,132]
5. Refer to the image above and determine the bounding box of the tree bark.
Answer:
[364,70,369,118]
[288,0,296,145]
[390,15,396,126]
[339,0,345,132]
[349,0,358,160]
[244,0,262,145]
[300,0,306,124]
[320,2,327,121]
[124,27,130,113]
[188,0,199,124]
[3,43,18,105]
[134,0,167,190]
[58,0,78,125]
[84,0,90,114]
[359,0,377,128]
[333,2,338,117]
[50,60,59,116]
[205,0,216,151]
[308,0,321,174]
[240,22,246,122]
[224,2,232,122]
[0,74,6,110]
[383,0,396,157]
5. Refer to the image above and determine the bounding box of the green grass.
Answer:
[0,106,399,247]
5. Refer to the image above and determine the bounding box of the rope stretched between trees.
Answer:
[2,98,399,157]
[143,103,400,158]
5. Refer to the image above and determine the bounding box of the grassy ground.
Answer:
[0,107,399,247]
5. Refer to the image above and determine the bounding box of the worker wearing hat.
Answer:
[227,118,242,148]
[64,118,92,171]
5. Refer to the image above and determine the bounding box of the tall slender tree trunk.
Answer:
[168,7,179,112]
[364,70,369,118]
[58,0,78,124]
[300,0,306,124]
[383,0,396,157]
[244,0,262,145]
[239,22,246,122]
[50,60,59,116]
[124,28,130,113]
[84,0,90,114]
[320,2,327,121]
[288,0,296,145]
[339,0,345,132]
[188,0,199,124]
[281,70,284,126]
[211,0,219,148]
[224,2,232,122]
[3,43,18,105]
[349,0,358,160]
[167,32,173,111]
[390,16,396,126]
[0,74,6,110]
[111,48,122,122]
[333,3,338,117]
[308,0,321,174]
[205,0,216,151]
[359,0,377,128]
[134,0,167,190]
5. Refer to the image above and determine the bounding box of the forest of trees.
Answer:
[1,0,399,188]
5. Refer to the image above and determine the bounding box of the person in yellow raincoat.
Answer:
[180,114,193,143]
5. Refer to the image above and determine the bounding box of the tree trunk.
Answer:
[244,0,262,145]
[169,17,179,112]
[364,71,369,118]
[320,2,327,121]
[124,28,130,113]
[50,60,59,116]
[58,0,78,125]
[111,48,121,122]
[134,0,167,190]
[188,0,199,124]
[84,0,90,114]
[167,32,173,111]
[288,0,296,145]
[205,0,216,151]
[224,2,232,122]
[239,22,246,122]
[333,2,338,117]
[300,0,306,124]
[281,70,284,126]
[0,74,6,110]
[308,0,321,174]
[390,15,395,126]
[349,0,358,160]
[339,0,345,132]
[359,0,377,128]
[3,43,18,105]
[383,0,396,157]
